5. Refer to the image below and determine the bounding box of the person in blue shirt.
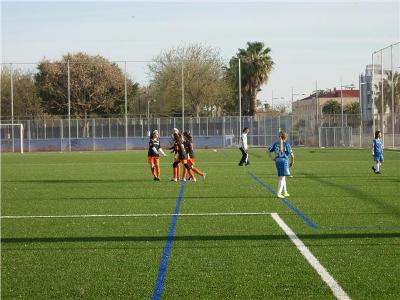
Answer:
[372,130,384,174]
[268,131,294,198]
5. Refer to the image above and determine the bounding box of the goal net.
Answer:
[0,124,24,153]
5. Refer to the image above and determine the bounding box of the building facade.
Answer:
[293,89,360,118]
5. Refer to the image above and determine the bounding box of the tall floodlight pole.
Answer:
[181,62,185,132]
[340,77,344,128]
[359,74,367,148]
[238,58,242,134]
[390,45,394,149]
[67,60,71,152]
[380,49,384,145]
[372,53,375,134]
[147,100,150,134]
[316,81,319,127]
[124,61,128,151]
[10,64,14,152]
[291,88,306,144]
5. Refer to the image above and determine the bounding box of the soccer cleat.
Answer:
[283,193,290,197]
[276,193,284,199]
[238,163,243,166]
[376,171,381,174]
[202,173,207,181]
[371,166,376,173]
[189,177,197,182]
[170,178,178,182]
[245,161,250,166]
[155,177,160,181]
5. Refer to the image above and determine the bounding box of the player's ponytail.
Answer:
[279,131,288,152]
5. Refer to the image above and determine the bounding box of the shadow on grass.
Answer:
[2,232,400,244]
[3,179,162,184]
[300,172,400,218]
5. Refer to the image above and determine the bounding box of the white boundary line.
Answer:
[271,213,350,300]
[1,212,274,219]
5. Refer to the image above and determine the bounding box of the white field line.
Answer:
[1,212,274,219]
[271,213,350,300]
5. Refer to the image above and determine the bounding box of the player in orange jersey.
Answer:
[148,130,166,181]
[182,131,206,181]
[171,132,195,182]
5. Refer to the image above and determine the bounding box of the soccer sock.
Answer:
[182,167,188,179]
[151,166,156,178]
[376,162,381,172]
[156,166,160,178]
[283,177,288,194]
[192,166,204,176]
[177,164,181,180]
[188,169,195,179]
[277,177,284,195]
[374,161,379,172]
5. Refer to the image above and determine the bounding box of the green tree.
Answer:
[322,100,341,114]
[344,102,360,114]
[148,44,234,117]
[227,42,274,116]
[1,66,43,119]
[35,52,137,135]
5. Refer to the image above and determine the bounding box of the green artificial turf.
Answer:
[1,148,399,299]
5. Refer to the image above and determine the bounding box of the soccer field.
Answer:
[1,148,399,299]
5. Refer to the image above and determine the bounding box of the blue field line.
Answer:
[248,171,319,230]
[151,180,186,300]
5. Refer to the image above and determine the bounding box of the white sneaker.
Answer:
[276,193,284,199]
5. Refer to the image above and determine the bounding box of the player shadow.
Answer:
[300,172,400,217]
[2,232,400,244]
[3,179,153,184]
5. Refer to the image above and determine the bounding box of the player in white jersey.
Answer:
[238,127,250,166]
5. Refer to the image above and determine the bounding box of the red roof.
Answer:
[299,89,359,101]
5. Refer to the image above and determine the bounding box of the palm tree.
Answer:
[374,71,400,114]
[228,42,274,115]
[322,100,341,114]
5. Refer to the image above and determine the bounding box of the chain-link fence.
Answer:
[372,42,400,148]
[1,113,399,152]
[1,43,399,152]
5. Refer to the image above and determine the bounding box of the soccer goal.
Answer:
[318,126,352,148]
[0,123,24,153]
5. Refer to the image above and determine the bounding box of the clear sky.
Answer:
[1,0,399,108]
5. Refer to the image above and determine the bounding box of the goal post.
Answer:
[0,123,24,153]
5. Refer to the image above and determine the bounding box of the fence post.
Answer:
[93,118,96,151]
[333,127,336,147]
[60,119,63,152]
[318,127,321,148]
[222,117,225,148]
[28,120,31,153]
[109,118,111,138]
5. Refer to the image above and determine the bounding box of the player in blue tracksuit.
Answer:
[268,131,294,198]
[372,130,384,174]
